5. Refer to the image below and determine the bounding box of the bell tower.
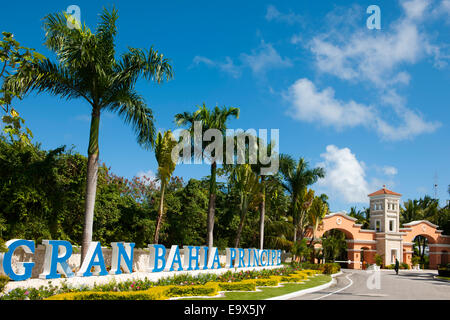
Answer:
[368,185,403,265]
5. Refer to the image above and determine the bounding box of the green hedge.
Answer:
[293,263,340,275]
[166,283,218,297]
[46,268,324,300]
[217,281,256,292]
[47,286,169,300]
[252,278,279,287]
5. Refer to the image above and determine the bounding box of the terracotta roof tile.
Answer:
[368,187,401,197]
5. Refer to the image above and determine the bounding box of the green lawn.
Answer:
[436,276,450,281]
[181,274,332,300]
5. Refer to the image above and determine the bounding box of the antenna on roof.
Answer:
[433,172,438,200]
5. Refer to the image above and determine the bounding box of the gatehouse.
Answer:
[305,187,450,269]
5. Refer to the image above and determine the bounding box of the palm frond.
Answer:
[104,87,155,148]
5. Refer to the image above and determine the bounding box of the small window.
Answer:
[376,220,381,232]
[389,220,394,232]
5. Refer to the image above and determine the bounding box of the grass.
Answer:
[181,274,332,300]
[436,276,450,281]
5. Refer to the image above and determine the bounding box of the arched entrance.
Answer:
[399,220,450,269]
[412,235,431,269]
[306,212,377,269]
[321,229,349,268]
[304,212,450,270]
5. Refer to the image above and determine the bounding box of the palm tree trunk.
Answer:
[310,229,316,263]
[153,181,166,244]
[259,188,265,250]
[299,212,305,240]
[81,108,100,264]
[309,228,316,247]
[207,161,217,257]
[235,195,248,248]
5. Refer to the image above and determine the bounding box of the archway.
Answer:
[308,212,377,269]
[321,229,349,268]
[399,220,448,269]
[412,235,433,269]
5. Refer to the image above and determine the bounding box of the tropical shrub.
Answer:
[401,262,410,270]
[322,263,340,274]
[251,278,279,287]
[47,286,169,300]
[217,281,256,292]
[438,264,450,277]
[375,254,383,266]
[0,275,9,292]
[165,283,219,297]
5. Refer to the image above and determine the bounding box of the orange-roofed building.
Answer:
[305,185,450,269]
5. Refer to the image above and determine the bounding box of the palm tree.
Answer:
[349,206,370,229]
[307,195,328,262]
[4,8,173,262]
[262,174,294,251]
[153,130,177,244]
[175,104,239,253]
[308,195,329,246]
[227,164,261,248]
[279,155,325,242]
[251,141,278,250]
[322,230,347,262]
[400,199,422,225]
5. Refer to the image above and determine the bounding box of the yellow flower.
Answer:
[10,109,19,118]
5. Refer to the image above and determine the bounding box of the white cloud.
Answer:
[401,0,431,20]
[382,166,398,176]
[317,145,370,203]
[192,41,291,78]
[317,145,398,204]
[290,33,302,45]
[285,0,443,141]
[440,0,450,14]
[192,56,241,78]
[285,78,373,129]
[240,42,292,75]
[265,5,303,25]
[309,0,446,87]
[74,114,91,122]
[284,78,440,140]
[310,21,424,88]
[375,89,441,140]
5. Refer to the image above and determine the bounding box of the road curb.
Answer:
[433,275,450,283]
[265,271,343,300]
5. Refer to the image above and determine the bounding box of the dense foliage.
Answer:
[0,264,327,300]
[0,135,293,249]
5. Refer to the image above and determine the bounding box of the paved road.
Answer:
[290,269,450,300]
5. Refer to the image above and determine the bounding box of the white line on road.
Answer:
[313,273,354,300]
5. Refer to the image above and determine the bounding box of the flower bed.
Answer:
[45,269,327,300]
[1,264,331,300]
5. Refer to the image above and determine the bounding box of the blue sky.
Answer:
[1,0,449,212]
